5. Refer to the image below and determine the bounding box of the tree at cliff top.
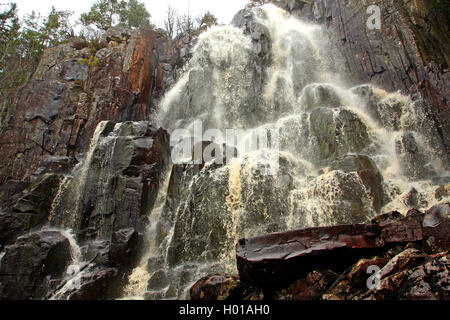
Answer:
[247,0,280,8]
[197,11,218,31]
[120,0,152,29]
[20,7,74,60]
[0,3,21,78]
[80,0,152,31]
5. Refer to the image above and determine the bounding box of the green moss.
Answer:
[80,55,101,68]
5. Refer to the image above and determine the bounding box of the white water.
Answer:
[25,4,442,300]
[127,4,450,299]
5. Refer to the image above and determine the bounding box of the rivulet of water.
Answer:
[75,4,446,300]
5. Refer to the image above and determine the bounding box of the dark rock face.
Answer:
[236,224,386,289]
[192,203,449,300]
[0,230,72,300]
[278,0,449,165]
[190,274,263,301]
[235,205,446,289]
[108,228,141,269]
[0,122,170,300]
[190,274,241,300]
[0,174,65,248]
[11,174,63,218]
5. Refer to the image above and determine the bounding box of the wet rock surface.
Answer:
[0,2,449,301]
[49,121,170,240]
[191,203,449,300]
[0,230,72,300]
[279,0,449,164]
[0,121,170,300]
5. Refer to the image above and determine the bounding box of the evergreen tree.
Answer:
[0,3,21,73]
[197,11,218,30]
[120,0,151,29]
[80,0,151,31]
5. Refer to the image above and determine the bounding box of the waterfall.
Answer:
[49,121,113,231]
[123,4,449,299]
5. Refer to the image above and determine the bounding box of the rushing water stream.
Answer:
[47,5,449,300]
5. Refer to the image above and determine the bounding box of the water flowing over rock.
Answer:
[278,0,449,164]
[0,2,448,300]
[49,121,170,239]
[124,4,449,299]
[190,203,449,300]
[0,28,178,187]
[0,121,170,299]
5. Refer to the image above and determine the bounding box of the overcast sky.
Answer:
[10,0,250,28]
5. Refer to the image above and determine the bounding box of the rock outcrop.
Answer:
[0,26,178,299]
[191,203,449,300]
[277,0,449,164]
[0,27,179,187]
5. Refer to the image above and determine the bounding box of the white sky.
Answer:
[10,0,251,29]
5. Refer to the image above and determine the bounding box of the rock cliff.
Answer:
[0,1,448,301]
[0,27,179,186]
[279,0,449,159]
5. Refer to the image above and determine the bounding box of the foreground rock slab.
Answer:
[190,204,449,300]
[236,204,448,289]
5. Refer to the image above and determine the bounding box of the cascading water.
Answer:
[45,120,170,300]
[49,121,113,232]
[121,4,449,300]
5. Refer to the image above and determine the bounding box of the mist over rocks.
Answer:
[0,1,448,300]
[191,203,450,301]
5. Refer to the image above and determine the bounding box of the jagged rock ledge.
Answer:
[190,203,449,300]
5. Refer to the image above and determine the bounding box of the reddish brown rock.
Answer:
[274,270,338,300]
[236,224,385,288]
[190,274,241,300]
[0,28,178,186]
[236,205,449,290]
[190,274,263,301]
[362,250,449,300]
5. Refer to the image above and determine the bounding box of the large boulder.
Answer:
[395,132,433,180]
[308,108,369,163]
[235,205,449,290]
[0,230,72,300]
[108,228,141,269]
[49,121,170,241]
[236,224,385,289]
